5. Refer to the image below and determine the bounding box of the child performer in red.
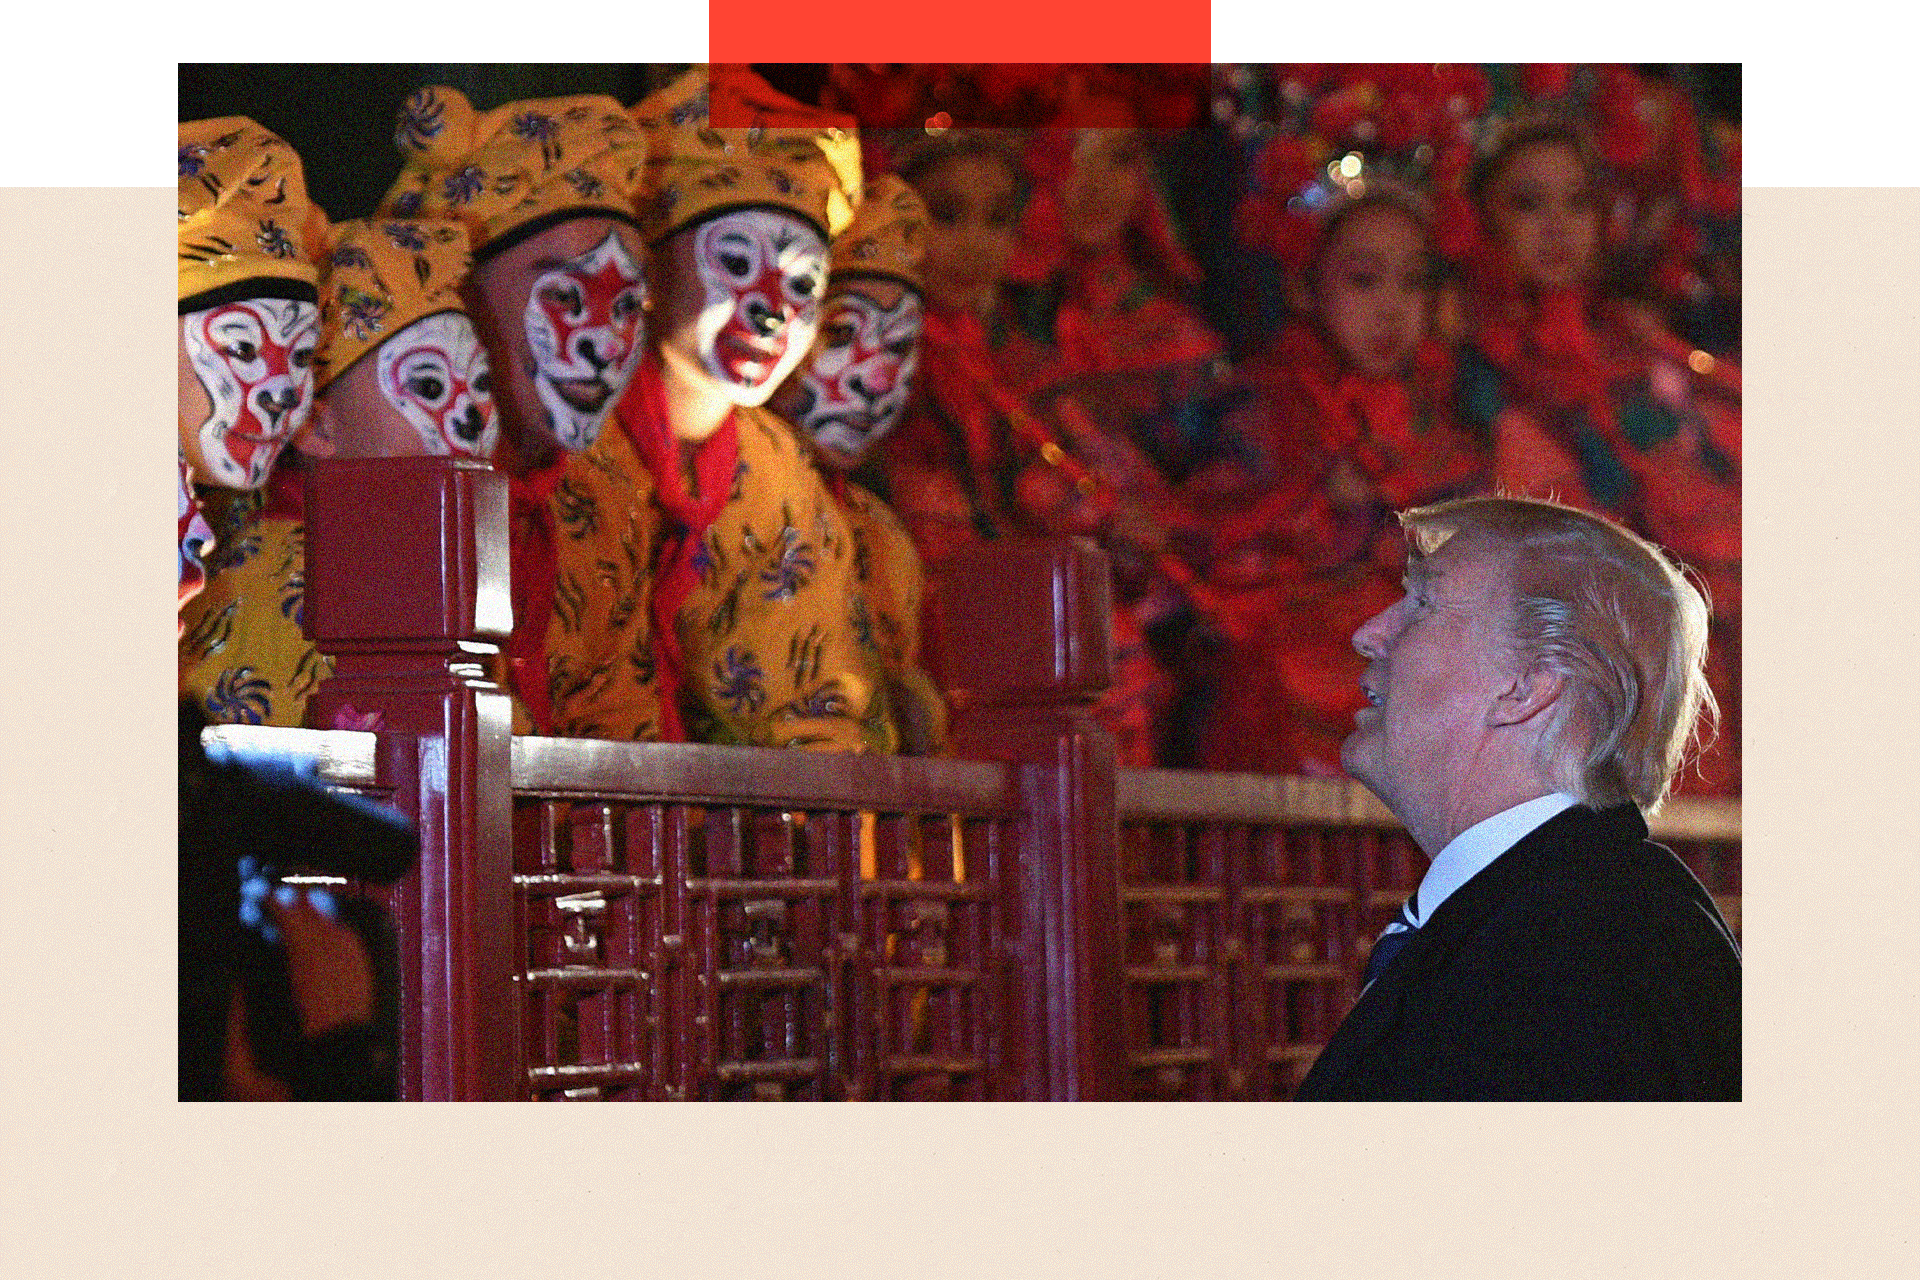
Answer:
[1194,188,1489,776]
[883,129,1207,763]
[999,95,1233,479]
[878,130,1035,567]
[1455,119,1740,794]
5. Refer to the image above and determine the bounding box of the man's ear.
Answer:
[1488,664,1566,728]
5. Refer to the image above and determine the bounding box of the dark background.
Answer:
[180,63,1739,223]
[180,64,688,220]
[181,63,1739,359]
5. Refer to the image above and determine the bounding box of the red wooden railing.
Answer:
[197,456,1739,1100]
[1112,772,1739,1099]
[506,738,1018,1099]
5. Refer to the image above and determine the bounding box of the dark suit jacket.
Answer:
[1295,802,1740,1100]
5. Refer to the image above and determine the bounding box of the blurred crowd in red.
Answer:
[828,63,1739,793]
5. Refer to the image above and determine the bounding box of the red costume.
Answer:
[1192,323,1489,776]
[1456,245,1741,794]
[880,301,1193,765]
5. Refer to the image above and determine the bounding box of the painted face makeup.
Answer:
[691,209,828,402]
[523,230,646,451]
[375,312,499,458]
[181,298,320,489]
[781,285,922,466]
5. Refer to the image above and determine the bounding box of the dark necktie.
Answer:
[1362,893,1421,989]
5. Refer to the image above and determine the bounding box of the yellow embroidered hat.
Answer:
[629,64,862,245]
[378,86,648,261]
[315,218,475,390]
[179,117,327,312]
[830,175,926,294]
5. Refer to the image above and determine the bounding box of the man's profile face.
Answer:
[1342,534,1517,818]
[465,217,647,461]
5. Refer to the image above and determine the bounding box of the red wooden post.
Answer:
[303,456,519,1101]
[929,537,1125,1100]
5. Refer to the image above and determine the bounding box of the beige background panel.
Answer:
[2,183,1912,1275]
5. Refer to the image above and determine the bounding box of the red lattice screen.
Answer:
[1115,771,1740,1100]
[200,724,1740,1101]
[283,461,1742,1100]
[510,738,1019,1100]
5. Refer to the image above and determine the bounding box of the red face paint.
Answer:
[181,297,316,487]
[691,210,828,398]
[786,287,922,465]
[523,231,646,450]
[181,298,319,488]
[376,312,499,458]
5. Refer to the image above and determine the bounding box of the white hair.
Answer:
[1400,495,1717,813]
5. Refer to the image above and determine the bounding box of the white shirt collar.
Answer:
[1404,792,1582,926]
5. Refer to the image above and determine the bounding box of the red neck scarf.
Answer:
[619,352,740,742]
[1276,324,1461,462]
[1463,240,1617,419]
[260,453,308,523]
[1275,325,1411,449]
[504,448,570,734]
[822,467,849,506]
[1461,238,1706,523]
[918,305,1011,493]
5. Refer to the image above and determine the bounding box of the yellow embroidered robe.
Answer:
[838,480,949,756]
[539,423,665,740]
[177,484,332,727]
[672,406,892,752]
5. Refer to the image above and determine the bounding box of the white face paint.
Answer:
[524,231,646,451]
[691,210,828,406]
[789,288,922,465]
[182,297,320,488]
[375,312,499,459]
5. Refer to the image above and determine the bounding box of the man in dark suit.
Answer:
[1295,496,1740,1100]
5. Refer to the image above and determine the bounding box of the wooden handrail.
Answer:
[200,723,381,788]
[275,457,1739,1099]
[1644,796,1743,844]
[1118,766,1741,844]
[509,735,1013,815]
[1119,768,1400,828]
[231,721,1739,850]
[218,722,1741,848]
